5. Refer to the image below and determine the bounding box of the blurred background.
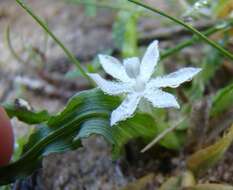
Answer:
[0,0,233,189]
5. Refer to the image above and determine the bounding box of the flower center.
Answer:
[124,57,140,79]
[123,57,146,92]
[133,78,146,92]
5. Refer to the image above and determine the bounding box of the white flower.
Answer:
[88,41,201,126]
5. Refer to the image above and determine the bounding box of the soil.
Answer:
[0,0,233,190]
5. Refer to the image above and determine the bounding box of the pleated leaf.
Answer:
[0,88,156,185]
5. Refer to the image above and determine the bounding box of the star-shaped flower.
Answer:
[88,41,201,126]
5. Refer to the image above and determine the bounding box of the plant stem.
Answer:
[141,118,185,153]
[4,26,27,65]
[161,20,233,60]
[15,0,94,85]
[128,0,233,61]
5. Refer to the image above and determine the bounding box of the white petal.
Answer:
[140,40,160,82]
[123,57,140,79]
[144,89,180,109]
[99,54,131,82]
[88,73,132,95]
[111,93,141,126]
[147,67,202,89]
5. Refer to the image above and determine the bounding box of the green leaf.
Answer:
[187,183,233,190]
[121,174,155,190]
[77,114,156,158]
[159,176,181,190]
[65,69,83,79]
[190,47,222,100]
[1,102,50,124]
[113,10,139,57]
[181,171,196,187]
[84,0,97,17]
[0,89,157,185]
[156,122,185,150]
[122,12,138,57]
[210,82,233,117]
[187,124,233,176]
[159,171,195,189]
[214,0,233,17]
[0,185,11,190]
